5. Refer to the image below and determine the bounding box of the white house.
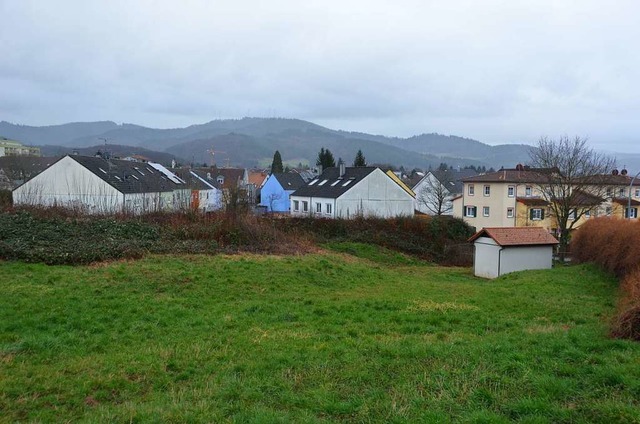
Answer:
[413,169,477,215]
[13,155,191,214]
[289,164,415,219]
[469,227,559,279]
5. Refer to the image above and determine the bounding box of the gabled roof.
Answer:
[172,169,216,191]
[463,168,552,184]
[468,227,559,246]
[291,166,377,199]
[612,198,640,206]
[248,170,268,187]
[272,173,306,190]
[0,156,56,183]
[516,197,549,206]
[428,169,479,195]
[70,155,183,194]
[386,170,415,197]
[568,190,604,206]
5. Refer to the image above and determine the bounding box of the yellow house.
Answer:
[453,166,640,232]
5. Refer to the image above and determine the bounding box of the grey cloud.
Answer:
[1,0,639,152]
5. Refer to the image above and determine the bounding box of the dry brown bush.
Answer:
[572,218,640,278]
[572,218,640,341]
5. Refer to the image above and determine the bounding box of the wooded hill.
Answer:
[0,118,540,169]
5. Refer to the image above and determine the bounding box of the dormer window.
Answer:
[217,176,224,185]
[206,172,212,180]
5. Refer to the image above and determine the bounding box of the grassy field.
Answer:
[1,243,639,422]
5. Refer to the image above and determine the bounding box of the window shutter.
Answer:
[472,206,477,217]
[540,209,545,220]
[529,208,534,220]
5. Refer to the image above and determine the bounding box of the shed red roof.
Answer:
[468,227,559,246]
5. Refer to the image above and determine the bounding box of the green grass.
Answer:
[1,251,639,422]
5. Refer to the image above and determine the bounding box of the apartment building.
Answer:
[452,165,640,232]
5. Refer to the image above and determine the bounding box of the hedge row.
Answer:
[571,218,640,341]
[0,208,474,266]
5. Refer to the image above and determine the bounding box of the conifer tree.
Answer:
[271,150,284,173]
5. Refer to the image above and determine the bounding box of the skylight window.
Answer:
[308,179,319,186]
[330,180,341,186]
[131,174,139,180]
[99,168,107,174]
[318,179,328,186]
[114,176,122,181]
[146,167,154,173]
[342,180,352,187]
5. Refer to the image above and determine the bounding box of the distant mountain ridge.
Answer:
[0,118,542,169]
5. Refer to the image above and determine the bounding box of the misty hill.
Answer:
[1,117,534,169]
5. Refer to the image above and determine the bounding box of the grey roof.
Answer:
[172,169,216,191]
[70,155,183,194]
[272,173,305,190]
[432,169,478,194]
[0,156,56,185]
[291,166,377,199]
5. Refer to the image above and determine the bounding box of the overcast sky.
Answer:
[1,0,639,151]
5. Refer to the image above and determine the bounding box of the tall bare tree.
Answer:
[416,171,454,215]
[529,136,615,260]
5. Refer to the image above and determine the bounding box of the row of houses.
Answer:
[8,154,259,214]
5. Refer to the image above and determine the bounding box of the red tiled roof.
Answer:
[468,227,559,246]
[516,197,549,206]
[612,198,640,206]
[462,169,552,184]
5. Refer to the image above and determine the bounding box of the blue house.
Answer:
[259,173,306,212]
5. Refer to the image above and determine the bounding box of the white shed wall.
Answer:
[473,237,501,279]
[500,245,553,275]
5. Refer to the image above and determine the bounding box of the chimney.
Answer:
[339,160,345,177]
[317,165,323,176]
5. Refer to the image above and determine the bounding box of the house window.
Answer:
[585,210,591,218]
[508,186,515,197]
[465,206,477,218]
[568,209,576,220]
[293,200,299,211]
[483,185,490,196]
[606,188,613,197]
[619,188,626,197]
[530,208,544,221]
[525,186,532,197]
[326,203,332,214]
[483,206,490,217]
[468,185,475,196]
[316,202,322,213]
[302,201,308,212]
[626,208,638,219]
[606,206,612,216]
[507,207,514,218]
[635,188,640,197]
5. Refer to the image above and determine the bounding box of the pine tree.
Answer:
[271,150,284,174]
[316,147,336,169]
[353,149,366,167]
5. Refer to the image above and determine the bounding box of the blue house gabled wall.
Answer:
[259,173,305,212]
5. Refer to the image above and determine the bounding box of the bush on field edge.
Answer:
[0,207,474,266]
[572,218,640,341]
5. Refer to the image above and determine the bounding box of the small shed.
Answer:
[468,227,559,278]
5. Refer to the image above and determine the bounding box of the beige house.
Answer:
[0,138,41,157]
[453,166,640,232]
